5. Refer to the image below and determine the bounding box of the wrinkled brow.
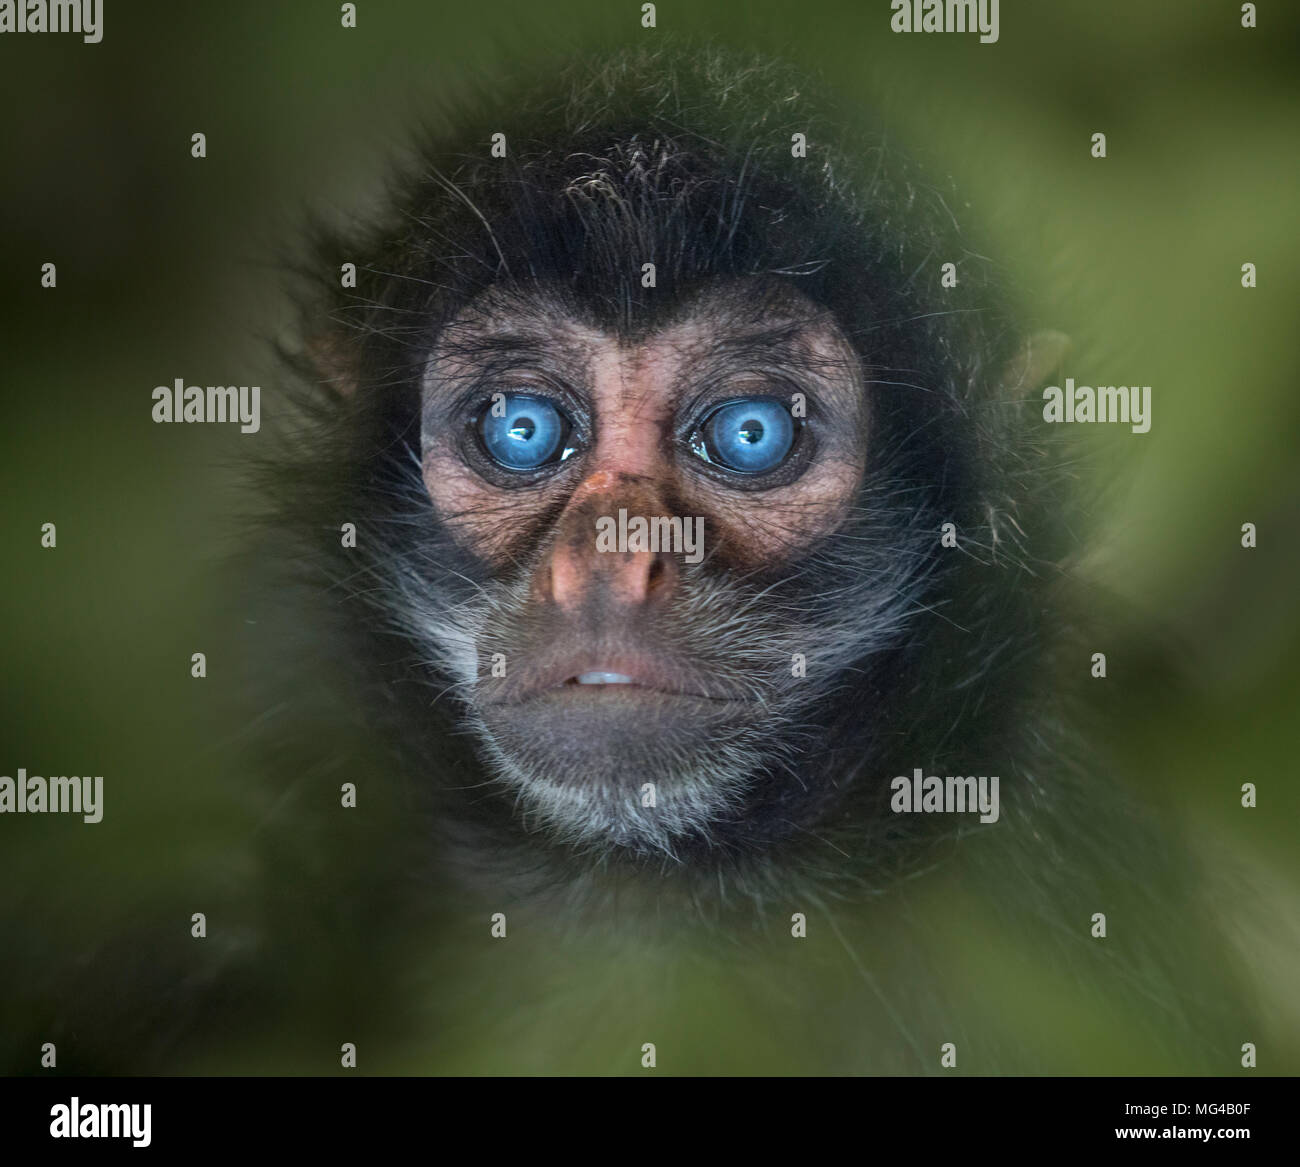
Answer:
[422,283,864,405]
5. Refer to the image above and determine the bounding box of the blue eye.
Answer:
[694,397,797,474]
[478,394,570,470]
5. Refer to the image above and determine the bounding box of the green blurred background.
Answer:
[1,0,1296,1074]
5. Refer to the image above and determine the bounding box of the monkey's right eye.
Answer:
[477,394,573,471]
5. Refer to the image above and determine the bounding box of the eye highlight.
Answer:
[477,393,572,470]
[690,396,797,474]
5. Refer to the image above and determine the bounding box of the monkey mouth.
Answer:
[476,653,755,795]
[484,653,743,706]
[572,671,635,685]
[475,644,754,706]
[557,669,725,703]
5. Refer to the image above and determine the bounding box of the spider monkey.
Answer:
[8,44,1256,1077]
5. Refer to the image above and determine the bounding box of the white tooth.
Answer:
[576,672,634,685]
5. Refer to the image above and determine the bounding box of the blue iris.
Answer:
[700,397,796,473]
[479,394,567,469]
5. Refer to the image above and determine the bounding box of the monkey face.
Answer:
[412,278,890,854]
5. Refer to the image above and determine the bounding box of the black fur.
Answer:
[265,44,1064,880]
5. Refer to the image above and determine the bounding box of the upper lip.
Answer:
[483,651,742,705]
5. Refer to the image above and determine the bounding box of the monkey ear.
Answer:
[301,330,361,398]
[1000,329,1070,396]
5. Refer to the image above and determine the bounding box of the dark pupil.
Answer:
[509,416,536,442]
[738,419,764,445]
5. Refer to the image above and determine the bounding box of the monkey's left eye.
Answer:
[477,394,573,470]
[690,397,797,474]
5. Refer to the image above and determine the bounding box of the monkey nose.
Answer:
[538,500,679,614]
[545,536,677,613]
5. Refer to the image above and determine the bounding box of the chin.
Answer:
[473,689,762,854]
